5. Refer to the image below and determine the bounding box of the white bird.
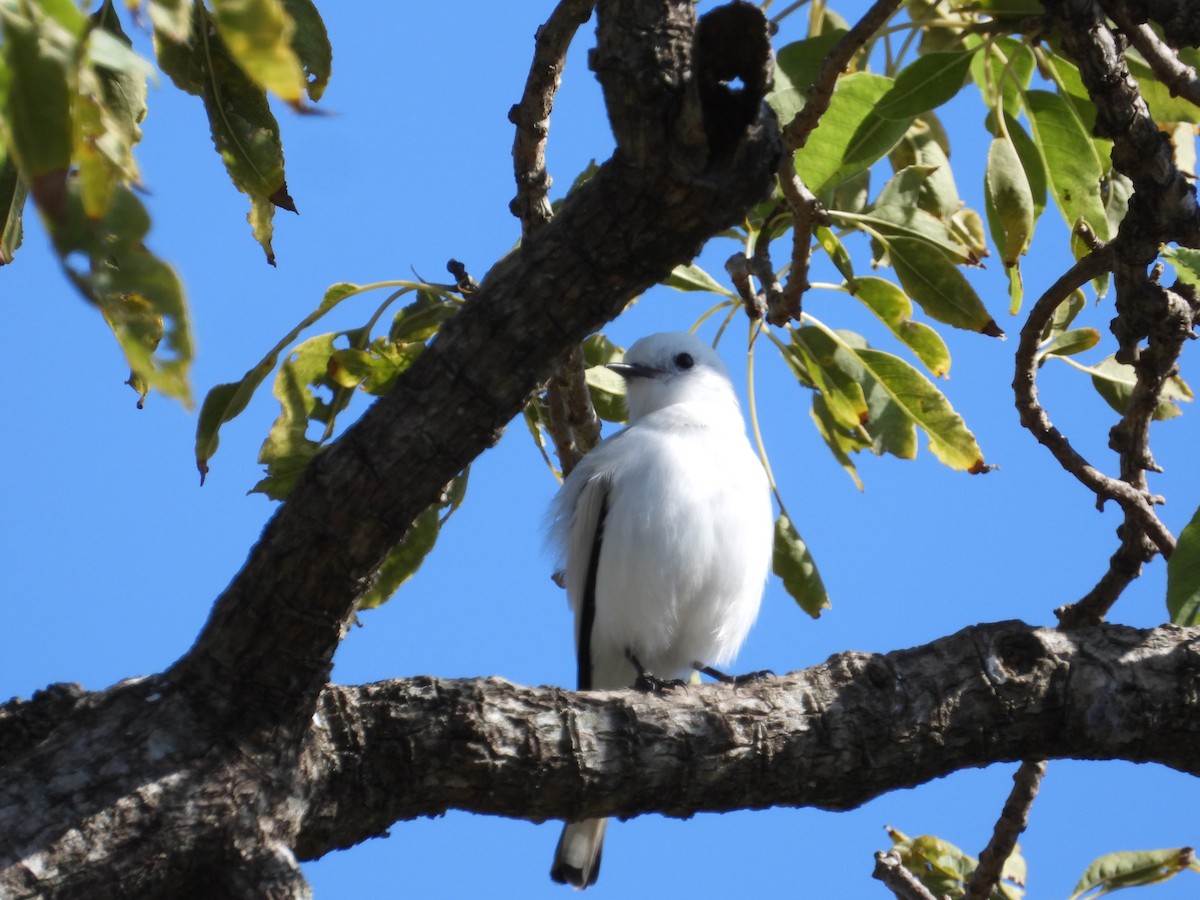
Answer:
[547,331,773,889]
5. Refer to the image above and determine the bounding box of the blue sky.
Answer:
[3,2,1199,897]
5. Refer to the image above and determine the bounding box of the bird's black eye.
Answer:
[674,352,694,370]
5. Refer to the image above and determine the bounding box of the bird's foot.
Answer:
[697,664,776,684]
[628,652,688,693]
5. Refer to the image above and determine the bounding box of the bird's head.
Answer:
[607,332,739,423]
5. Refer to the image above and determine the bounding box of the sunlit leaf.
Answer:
[156,5,295,262]
[985,132,1035,268]
[850,276,951,377]
[767,30,847,126]
[389,290,458,343]
[1037,327,1101,362]
[210,0,307,102]
[148,0,191,43]
[585,364,628,424]
[1025,88,1110,243]
[794,72,913,197]
[772,513,830,618]
[806,323,988,472]
[1082,355,1193,420]
[887,237,1002,336]
[875,50,976,120]
[1068,848,1200,899]
[787,328,869,432]
[1164,245,1200,289]
[252,332,337,500]
[1168,506,1200,626]
[815,225,856,286]
[196,281,368,480]
[664,262,735,297]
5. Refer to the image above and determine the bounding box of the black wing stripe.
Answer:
[577,491,608,691]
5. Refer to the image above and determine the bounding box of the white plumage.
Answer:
[547,331,773,889]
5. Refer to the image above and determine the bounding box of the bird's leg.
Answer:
[696,663,775,684]
[628,651,688,693]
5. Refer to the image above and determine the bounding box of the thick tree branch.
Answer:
[291,621,1200,859]
[170,0,780,729]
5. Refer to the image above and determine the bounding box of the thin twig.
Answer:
[872,851,940,900]
[1104,0,1200,109]
[775,156,827,325]
[963,761,1047,900]
[508,0,600,479]
[508,0,595,238]
[1012,245,1176,559]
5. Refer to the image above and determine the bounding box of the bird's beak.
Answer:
[606,361,657,380]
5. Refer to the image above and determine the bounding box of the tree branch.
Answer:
[291,621,1200,859]
[963,760,1046,900]
[873,851,940,900]
[508,0,595,238]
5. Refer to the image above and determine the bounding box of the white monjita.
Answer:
[547,331,773,890]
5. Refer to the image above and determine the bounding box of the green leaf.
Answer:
[850,276,951,377]
[794,72,913,197]
[890,827,1026,900]
[0,149,26,264]
[147,0,191,43]
[887,122,962,221]
[767,30,847,126]
[358,469,471,610]
[772,513,830,618]
[582,333,625,367]
[195,281,367,480]
[664,262,735,297]
[389,290,458,343]
[985,132,1035,268]
[156,5,295,263]
[970,36,1035,116]
[1025,89,1110,242]
[1037,327,1101,361]
[357,508,440,610]
[1168,506,1200,625]
[0,0,76,219]
[1083,355,1193,420]
[585,364,628,424]
[210,0,307,102]
[787,328,869,433]
[805,322,988,472]
[845,203,978,267]
[281,0,331,101]
[809,395,865,489]
[51,182,193,406]
[815,225,856,287]
[875,50,976,120]
[1164,245,1200,289]
[252,332,336,500]
[1041,289,1087,341]
[855,346,987,471]
[887,237,1003,336]
[1127,53,1200,125]
[1068,848,1200,899]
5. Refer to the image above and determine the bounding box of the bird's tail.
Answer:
[550,818,607,889]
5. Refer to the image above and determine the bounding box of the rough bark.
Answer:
[6,621,1200,897]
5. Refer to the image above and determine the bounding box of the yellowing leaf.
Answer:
[210,0,307,102]
[1068,848,1200,899]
